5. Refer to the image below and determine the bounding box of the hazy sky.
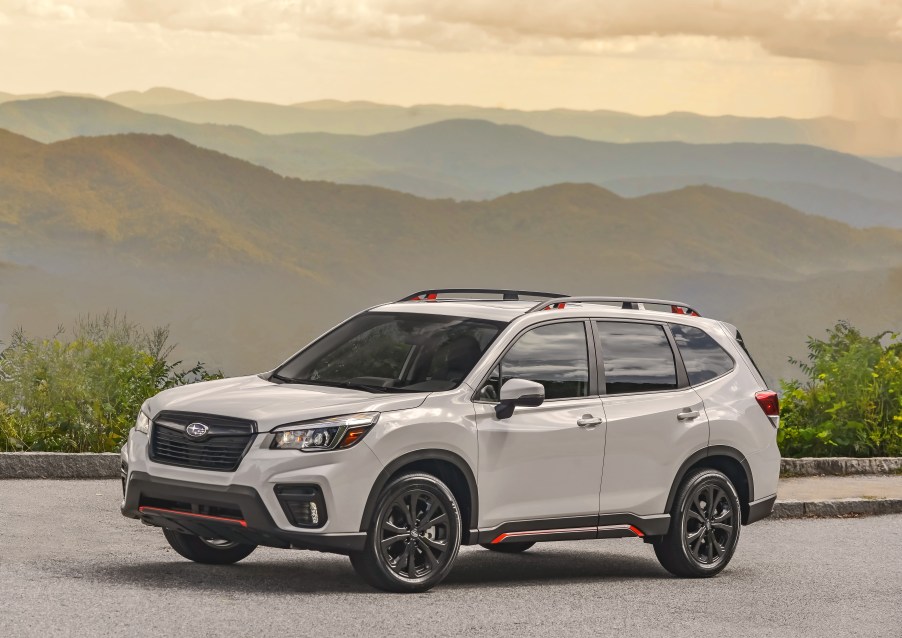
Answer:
[1,1,900,118]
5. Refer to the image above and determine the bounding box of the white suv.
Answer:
[121,290,780,592]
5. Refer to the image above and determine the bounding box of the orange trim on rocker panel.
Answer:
[492,524,644,544]
[491,526,596,544]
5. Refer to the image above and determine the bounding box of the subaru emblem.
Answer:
[185,422,209,438]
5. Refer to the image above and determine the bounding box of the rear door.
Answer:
[473,320,607,529]
[596,320,709,516]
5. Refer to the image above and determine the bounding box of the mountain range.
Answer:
[2,129,901,381]
[2,87,901,156]
[1,97,899,228]
[870,157,902,173]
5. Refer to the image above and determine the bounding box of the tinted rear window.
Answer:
[596,322,678,394]
[669,323,734,385]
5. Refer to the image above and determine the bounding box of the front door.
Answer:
[474,320,607,529]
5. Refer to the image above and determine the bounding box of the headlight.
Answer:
[135,410,151,435]
[271,412,379,452]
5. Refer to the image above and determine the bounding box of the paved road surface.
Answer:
[2,480,900,637]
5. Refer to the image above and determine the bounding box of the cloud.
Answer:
[44,0,896,64]
[4,1,900,63]
[2,0,898,121]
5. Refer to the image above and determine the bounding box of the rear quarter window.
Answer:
[669,323,734,385]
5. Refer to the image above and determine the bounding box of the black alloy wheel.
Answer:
[683,481,737,566]
[653,468,741,577]
[350,473,462,592]
[379,489,452,578]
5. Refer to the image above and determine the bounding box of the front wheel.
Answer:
[163,528,257,564]
[653,468,741,578]
[350,473,462,592]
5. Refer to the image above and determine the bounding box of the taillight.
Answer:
[755,391,779,427]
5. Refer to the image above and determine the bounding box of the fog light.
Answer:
[285,501,320,526]
[275,485,327,528]
[309,502,319,525]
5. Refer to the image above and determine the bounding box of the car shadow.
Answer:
[85,558,371,595]
[445,548,669,587]
[82,546,670,595]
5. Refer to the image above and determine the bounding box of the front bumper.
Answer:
[122,471,365,553]
[121,426,384,552]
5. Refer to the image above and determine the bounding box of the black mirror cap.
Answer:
[494,393,544,419]
[516,394,544,408]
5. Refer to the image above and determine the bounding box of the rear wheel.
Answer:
[350,473,462,593]
[653,468,741,578]
[162,528,257,565]
[480,541,535,554]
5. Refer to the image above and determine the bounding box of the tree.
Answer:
[0,314,220,452]
[779,321,902,457]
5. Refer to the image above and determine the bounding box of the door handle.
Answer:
[577,415,603,428]
[677,410,701,421]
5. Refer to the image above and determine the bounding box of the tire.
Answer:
[653,468,741,578]
[350,472,462,593]
[480,541,535,554]
[162,528,257,565]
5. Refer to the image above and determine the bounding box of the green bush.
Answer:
[0,314,221,452]
[779,321,902,457]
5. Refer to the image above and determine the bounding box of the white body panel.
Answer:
[599,387,708,515]
[361,390,479,483]
[474,397,606,527]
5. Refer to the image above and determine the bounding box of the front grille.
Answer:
[149,411,256,472]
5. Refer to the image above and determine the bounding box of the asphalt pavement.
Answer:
[2,479,900,638]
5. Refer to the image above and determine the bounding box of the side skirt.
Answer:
[474,513,671,545]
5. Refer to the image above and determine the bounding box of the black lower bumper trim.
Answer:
[745,494,777,525]
[122,471,365,554]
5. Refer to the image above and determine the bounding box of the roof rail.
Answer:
[399,288,568,302]
[527,297,701,316]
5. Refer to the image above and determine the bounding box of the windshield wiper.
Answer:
[342,382,393,393]
[269,376,403,393]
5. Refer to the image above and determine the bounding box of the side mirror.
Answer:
[495,378,545,419]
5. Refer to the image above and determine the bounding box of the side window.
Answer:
[670,323,734,385]
[596,322,677,394]
[495,322,590,400]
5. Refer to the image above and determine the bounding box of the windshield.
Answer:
[274,312,507,393]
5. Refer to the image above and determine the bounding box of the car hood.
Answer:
[145,375,428,432]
